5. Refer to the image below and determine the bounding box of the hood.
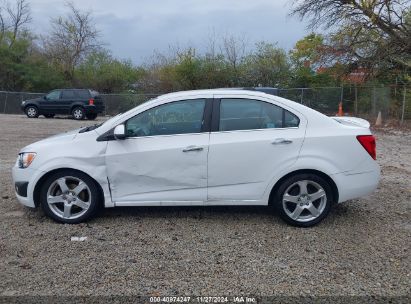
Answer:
[20,128,81,152]
[22,97,43,103]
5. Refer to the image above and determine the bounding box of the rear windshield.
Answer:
[90,90,100,97]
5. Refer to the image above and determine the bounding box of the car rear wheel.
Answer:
[25,106,39,118]
[86,113,97,120]
[44,114,55,118]
[274,173,333,227]
[72,107,85,120]
[39,170,101,224]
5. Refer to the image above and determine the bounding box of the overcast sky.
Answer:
[29,0,309,64]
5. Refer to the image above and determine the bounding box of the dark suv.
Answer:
[21,89,105,120]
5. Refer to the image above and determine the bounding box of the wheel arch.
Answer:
[70,103,85,112]
[268,169,339,206]
[24,103,39,112]
[33,167,105,208]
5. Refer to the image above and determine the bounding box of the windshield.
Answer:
[100,97,159,128]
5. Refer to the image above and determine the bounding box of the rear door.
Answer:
[60,90,77,114]
[207,95,307,204]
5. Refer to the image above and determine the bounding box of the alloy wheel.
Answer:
[72,108,83,120]
[46,176,91,220]
[26,107,37,117]
[282,180,327,222]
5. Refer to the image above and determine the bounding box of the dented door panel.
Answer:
[105,133,209,204]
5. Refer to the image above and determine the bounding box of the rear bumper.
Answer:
[84,105,104,114]
[333,164,380,203]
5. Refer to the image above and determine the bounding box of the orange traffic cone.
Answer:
[375,111,382,126]
[337,102,343,116]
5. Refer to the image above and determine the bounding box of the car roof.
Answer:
[96,88,336,135]
[159,88,272,99]
[53,88,93,92]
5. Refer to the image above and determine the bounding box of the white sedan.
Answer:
[12,89,380,227]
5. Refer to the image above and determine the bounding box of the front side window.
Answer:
[45,90,61,100]
[219,98,299,131]
[126,99,205,137]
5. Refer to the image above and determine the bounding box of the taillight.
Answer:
[356,135,376,160]
[89,98,94,105]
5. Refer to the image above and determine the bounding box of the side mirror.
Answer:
[113,124,126,140]
[43,96,47,100]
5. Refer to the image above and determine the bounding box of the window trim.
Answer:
[123,98,212,139]
[211,97,300,133]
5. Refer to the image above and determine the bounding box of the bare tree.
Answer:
[6,0,31,44]
[221,34,247,70]
[0,0,31,45]
[220,34,247,85]
[291,0,411,70]
[205,28,218,59]
[44,1,101,81]
[0,6,5,43]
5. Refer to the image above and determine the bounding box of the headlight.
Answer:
[18,152,36,168]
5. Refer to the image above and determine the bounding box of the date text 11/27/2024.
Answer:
[149,296,257,303]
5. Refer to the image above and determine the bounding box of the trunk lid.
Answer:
[331,116,370,128]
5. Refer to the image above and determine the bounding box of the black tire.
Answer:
[71,107,85,120]
[86,113,97,120]
[25,105,39,118]
[273,173,334,227]
[44,114,55,118]
[39,170,101,224]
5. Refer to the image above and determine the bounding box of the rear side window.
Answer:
[61,90,76,99]
[75,90,90,99]
[126,99,206,137]
[284,110,300,128]
[219,99,299,131]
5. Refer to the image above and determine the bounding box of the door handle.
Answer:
[272,138,293,145]
[183,145,204,152]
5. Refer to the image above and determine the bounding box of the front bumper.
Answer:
[14,181,28,197]
[12,166,42,208]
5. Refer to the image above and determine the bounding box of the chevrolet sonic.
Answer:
[12,89,380,227]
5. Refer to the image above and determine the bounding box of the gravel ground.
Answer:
[0,114,410,299]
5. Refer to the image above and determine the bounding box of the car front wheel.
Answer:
[274,173,333,227]
[71,107,85,120]
[39,170,101,224]
[25,106,39,118]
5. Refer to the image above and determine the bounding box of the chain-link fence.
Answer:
[0,86,410,122]
[277,85,410,123]
[0,91,159,116]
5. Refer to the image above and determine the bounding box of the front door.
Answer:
[105,98,210,205]
[39,90,61,113]
[207,96,306,204]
